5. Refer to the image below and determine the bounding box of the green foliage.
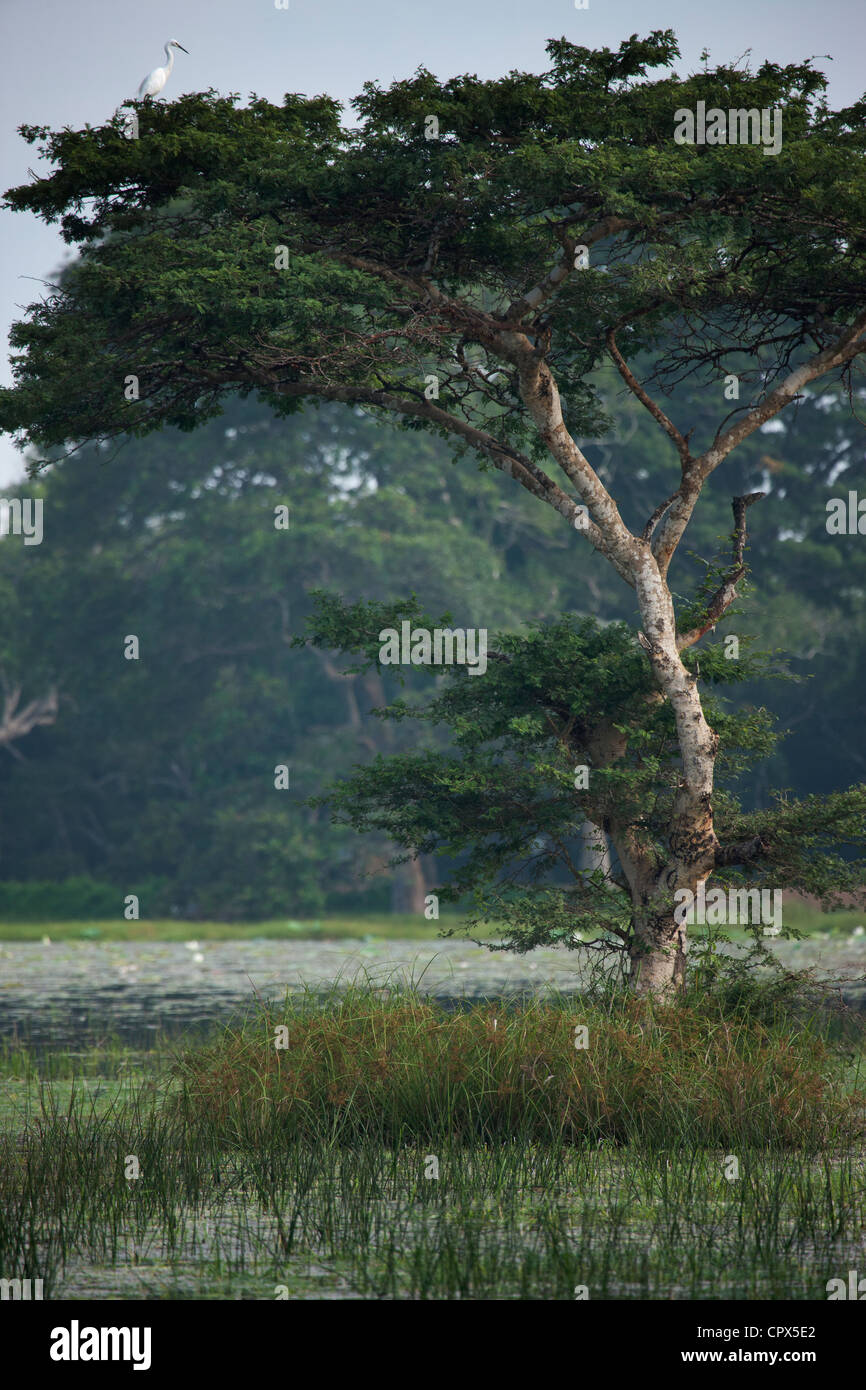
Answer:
[2,33,866,931]
[1,378,865,919]
[305,594,866,952]
[0,397,574,914]
[0,876,126,921]
[2,34,865,460]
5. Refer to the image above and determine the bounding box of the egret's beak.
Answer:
[175,43,189,53]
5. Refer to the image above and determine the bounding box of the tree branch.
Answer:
[0,683,58,756]
[701,308,866,474]
[271,379,636,585]
[652,309,866,576]
[505,216,636,323]
[714,835,768,867]
[642,490,681,543]
[676,493,764,651]
[606,328,692,470]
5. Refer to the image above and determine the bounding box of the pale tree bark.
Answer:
[578,819,611,878]
[627,546,718,994]
[259,245,866,994]
[509,313,864,995]
[0,683,58,758]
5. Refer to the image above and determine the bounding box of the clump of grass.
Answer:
[2,980,864,1300]
[3,1097,863,1299]
[168,983,865,1151]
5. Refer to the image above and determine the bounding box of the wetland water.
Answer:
[2,934,865,1302]
[1,934,865,1050]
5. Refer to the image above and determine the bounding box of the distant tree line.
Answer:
[0,377,863,919]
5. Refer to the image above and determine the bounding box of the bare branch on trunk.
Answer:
[0,684,59,759]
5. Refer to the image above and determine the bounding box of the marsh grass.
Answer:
[1,981,864,1300]
[170,984,865,1151]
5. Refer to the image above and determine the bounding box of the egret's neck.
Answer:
[163,44,174,72]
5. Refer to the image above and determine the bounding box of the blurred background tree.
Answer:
[0,364,863,919]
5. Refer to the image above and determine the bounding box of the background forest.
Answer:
[1,365,864,920]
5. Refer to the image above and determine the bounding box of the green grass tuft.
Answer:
[168,985,865,1152]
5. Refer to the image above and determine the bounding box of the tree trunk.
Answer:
[579,818,611,878]
[621,545,721,996]
[629,906,688,998]
[390,857,428,915]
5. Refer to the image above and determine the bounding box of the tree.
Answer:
[0,394,572,914]
[2,31,866,991]
[0,682,57,755]
[301,591,866,980]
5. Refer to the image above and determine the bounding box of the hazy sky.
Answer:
[1,0,864,483]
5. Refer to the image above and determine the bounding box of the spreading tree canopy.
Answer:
[3,30,866,992]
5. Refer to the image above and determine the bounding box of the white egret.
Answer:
[138,40,189,100]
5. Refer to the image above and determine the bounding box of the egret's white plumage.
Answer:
[138,40,188,100]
